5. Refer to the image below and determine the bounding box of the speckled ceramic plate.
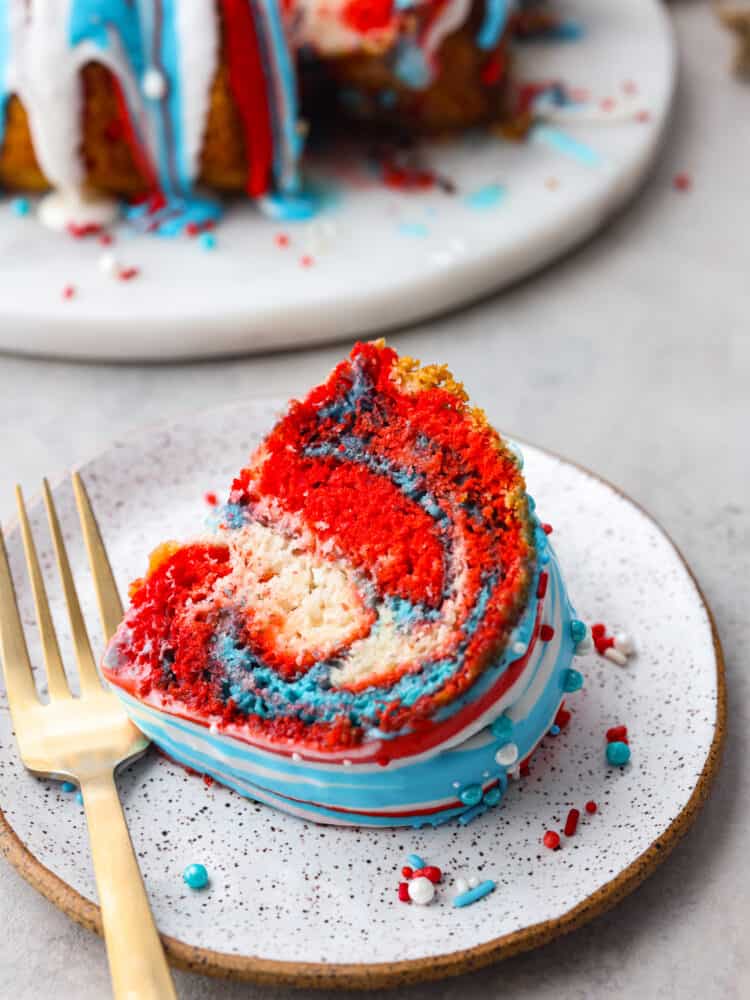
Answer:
[0,0,675,361]
[0,399,724,989]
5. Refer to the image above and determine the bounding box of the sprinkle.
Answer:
[75,791,83,805]
[459,784,483,806]
[300,255,314,268]
[548,724,561,737]
[614,632,634,655]
[398,882,411,902]
[543,830,561,850]
[98,252,120,276]
[536,572,548,599]
[407,853,425,870]
[408,876,435,905]
[564,808,580,837]
[570,619,587,643]
[454,877,469,894]
[519,759,531,777]
[495,743,519,767]
[490,714,513,740]
[585,800,598,814]
[636,110,651,123]
[142,67,167,100]
[199,232,217,251]
[623,80,638,95]
[542,523,553,534]
[467,875,479,889]
[99,232,114,246]
[401,866,413,879]
[600,97,616,112]
[291,752,302,762]
[62,285,76,300]
[483,785,501,807]
[606,741,631,766]
[118,266,140,282]
[416,865,442,884]
[204,492,218,506]
[275,233,290,247]
[595,635,615,655]
[563,669,583,693]
[604,647,628,666]
[606,725,628,743]
[591,623,606,638]
[554,706,571,729]
[11,197,30,216]
[540,624,555,642]
[458,803,488,825]
[453,880,496,908]
[673,172,692,192]
[183,863,209,890]
[61,781,76,793]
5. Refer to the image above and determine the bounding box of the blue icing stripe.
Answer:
[69,0,144,68]
[477,0,509,51]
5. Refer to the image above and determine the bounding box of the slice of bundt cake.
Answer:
[103,341,586,826]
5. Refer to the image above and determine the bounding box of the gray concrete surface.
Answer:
[0,3,747,998]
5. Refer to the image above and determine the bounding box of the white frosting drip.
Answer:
[38,188,119,231]
[176,1,219,186]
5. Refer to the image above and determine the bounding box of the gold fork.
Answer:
[0,473,177,1000]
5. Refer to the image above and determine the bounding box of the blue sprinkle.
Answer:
[606,741,631,766]
[458,803,488,826]
[564,669,584,693]
[549,724,561,737]
[483,785,502,807]
[61,781,76,793]
[540,549,551,564]
[11,197,30,217]
[199,232,216,250]
[183,863,209,890]
[407,853,425,869]
[453,879,496,907]
[75,791,83,805]
[570,619,587,642]
[464,183,506,211]
[459,784,483,807]
[490,715,513,741]
[398,222,429,238]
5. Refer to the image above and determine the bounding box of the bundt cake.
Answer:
[102,341,588,827]
[0,2,546,232]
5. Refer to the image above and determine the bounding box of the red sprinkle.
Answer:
[554,706,571,729]
[564,808,580,837]
[636,110,651,123]
[99,232,114,246]
[204,492,218,507]
[275,233,290,248]
[585,800,598,815]
[118,266,140,282]
[398,882,411,903]
[300,255,314,268]
[543,830,561,850]
[62,284,76,300]
[623,80,638,95]
[594,636,615,654]
[591,623,606,639]
[67,222,102,239]
[401,866,413,880]
[416,866,442,884]
[540,625,555,642]
[542,523,553,534]
[673,172,692,192]
[600,97,616,112]
[520,759,531,778]
[536,572,548,600]
[606,725,628,744]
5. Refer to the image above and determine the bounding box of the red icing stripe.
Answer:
[111,77,159,194]
[219,0,274,197]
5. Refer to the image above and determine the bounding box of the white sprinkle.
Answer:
[512,641,527,656]
[614,632,635,656]
[468,875,479,889]
[454,877,469,894]
[575,635,593,655]
[495,743,519,767]
[209,722,219,736]
[98,252,119,276]
[604,647,628,666]
[343,759,352,767]
[292,752,302,762]
[452,780,461,789]
[408,876,435,905]
[142,67,167,100]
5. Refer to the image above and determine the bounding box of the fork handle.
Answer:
[80,772,178,1000]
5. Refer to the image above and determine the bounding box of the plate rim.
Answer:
[0,428,726,991]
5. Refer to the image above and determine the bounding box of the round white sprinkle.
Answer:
[468,875,479,889]
[209,722,219,736]
[142,67,167,100]
[575,635,593,655]
[291,752,302,762]
[452,780,461,789]
[98,252,119,276]
[604,647,628,666]
[342,759,352,767]
[454,877,469,895]
[614,632,634,655]
[512,641,527,656]
[495,742,519,767]
[408,876,435,905]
